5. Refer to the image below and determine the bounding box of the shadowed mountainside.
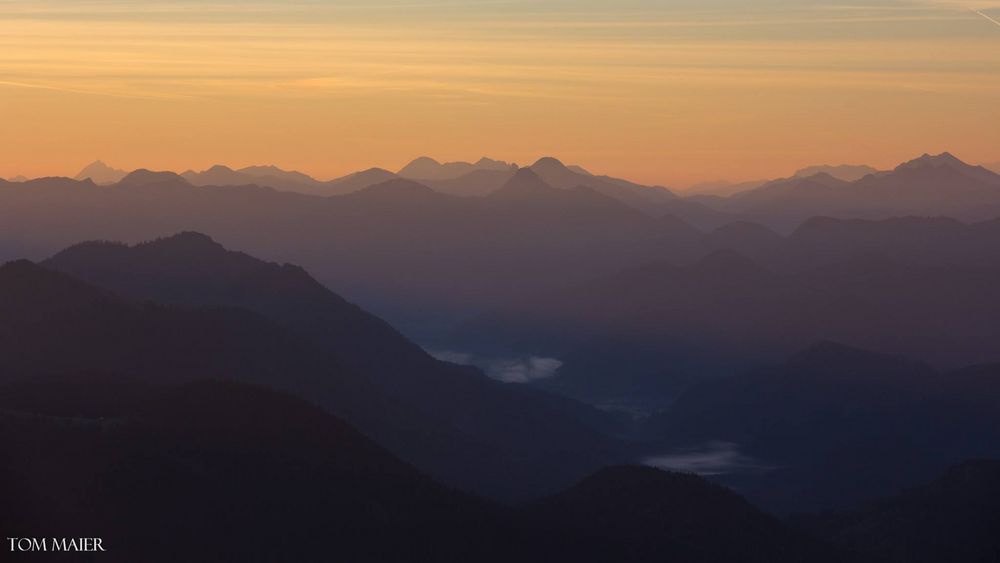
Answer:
[2,252,624,501]
[644,343,1000,514]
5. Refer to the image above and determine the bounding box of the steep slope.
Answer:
[41,235,626,500]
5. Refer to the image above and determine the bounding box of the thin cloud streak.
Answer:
[971,8,1000,27]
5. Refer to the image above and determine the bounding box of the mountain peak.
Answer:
[896,152,966,171]
[75,160,128,184]
[489,167,555,199]
[146,231,225,253]
[475,157,514,170]
[794,164,879,182]
[531,156,567,170]
[397,156,441,177]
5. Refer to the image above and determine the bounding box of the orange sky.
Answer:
[1,1,998,187]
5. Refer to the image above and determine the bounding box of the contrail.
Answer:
[972,8,1000,28]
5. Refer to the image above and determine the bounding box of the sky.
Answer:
[1,0,998,187]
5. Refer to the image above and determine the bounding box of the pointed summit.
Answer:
[896,152,966,171]
[75,160,127,184]
[883,152,1000,187]
[488,167,555,199]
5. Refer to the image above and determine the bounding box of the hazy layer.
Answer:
[1,0,998,185]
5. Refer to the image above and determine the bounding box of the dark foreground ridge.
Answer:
[0,376,836,563]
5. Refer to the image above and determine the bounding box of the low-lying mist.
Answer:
[428,349,563,383]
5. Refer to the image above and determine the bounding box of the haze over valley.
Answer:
[4,1,1000,560]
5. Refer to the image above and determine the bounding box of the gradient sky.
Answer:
[1,0,998,186]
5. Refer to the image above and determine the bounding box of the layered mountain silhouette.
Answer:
[793,163,880,182]
[181,164,318,192]
[52,152,1000,233]
[3,157,1000,348]
[719,153,1000,229]
[398,156,516,180]
[35,234,626,500]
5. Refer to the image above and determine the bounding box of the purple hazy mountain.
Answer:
[793,163,880,182]
[398,156,516,181]
[319,167,399,196]
[714,152,1000,229]
[118,169,191,187]
[74,160,127,184]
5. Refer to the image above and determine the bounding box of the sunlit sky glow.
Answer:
[1,0,998,186]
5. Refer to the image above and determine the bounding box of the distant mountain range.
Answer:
[398,156,517,180]
[53,152,1000,232]
[3,153,1000,347]
[793,163,881,182]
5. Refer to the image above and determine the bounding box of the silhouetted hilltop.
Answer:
[398,156,515,180]
[320,167,398,196]
[239,164,319,185]
[21,176,97,189]
[118,169,190,188]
